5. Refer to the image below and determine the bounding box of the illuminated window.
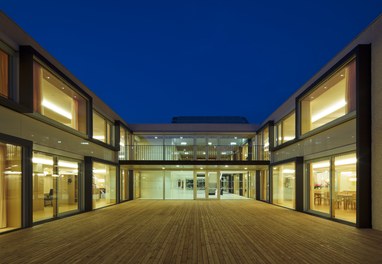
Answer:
[93,111,114,145]
[0,142,22,233]
[33,62,87,133]
[272,162,295,209]
[301,59,356,134]
[274,112,295,147]
[92,162,116,209]
[0,49,9,98]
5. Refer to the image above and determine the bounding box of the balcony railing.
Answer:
[119,145,270,161]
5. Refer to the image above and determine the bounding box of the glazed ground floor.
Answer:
[1,200,381,263]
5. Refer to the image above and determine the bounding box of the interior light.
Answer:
[93,169,107,174]
[335,157,357,166]
[283,136,295,141]
[81,141,89,145]
[230,142,237,145]
[176,165,180,168]
[4,171,22,175]
[93,135,105,140]
[42,99,72,120]
[340,74,344,77]
[341,171,353,176]
[154,136,158,139]
[208,142,212,145]
[32,157,54,165]
[181,142,187,145]
[221,152,227,155]
[97,179,105,183]
[244,168,248,170]
[57,140,62,144]
[185,152,189,155]
[225,165,228,168]
[234,137,237,139]
[311,99,347,123]
[200,167,203,170]
[58,161,78,169]
[46,76,50,79]
[162,167,165,170]
[282,169,295,174]
[312,161,330,169]
[349,177,357,182]
[203,152,206,155]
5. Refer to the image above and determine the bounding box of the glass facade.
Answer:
[120,168,130,202]
[272,162,296,209]
[33,62,87,133]
[274,112,295,147]
[0,49,9,98]
[308,152,356,223]
[32,152,81,222]
[93,111,114,145]
[132,135,251,161]
[301,59,356,134]
[259,170,269,201]
[0,142,22,233]
[92,162,117,209]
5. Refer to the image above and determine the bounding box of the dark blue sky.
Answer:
[1,1,382,124]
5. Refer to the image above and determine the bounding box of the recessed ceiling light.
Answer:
[310,96,314,99]
[208,142,212,145]
[340,74,344,77]
[181,142,187,145]
[154,136,158,139]
[230,142,237,145]
[57,140,62,143]
[46,76,50,79]
[162,167,165,170]
[200,167,203,170]
[244,168,248,170]
[221,152,227,155]
[185,152,189,154]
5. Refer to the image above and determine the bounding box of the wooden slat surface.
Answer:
[1,200,382,263]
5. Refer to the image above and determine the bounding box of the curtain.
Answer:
[33,62,42,112]
[0,144,6,228]
[346,59,357,112]
[0,51,9,98]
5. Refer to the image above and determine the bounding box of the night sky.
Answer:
[1,1,382,124]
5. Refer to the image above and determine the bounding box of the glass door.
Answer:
[196,172,206,199]
[207,172,218,199]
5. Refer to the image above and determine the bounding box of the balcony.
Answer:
[119,145,270,161]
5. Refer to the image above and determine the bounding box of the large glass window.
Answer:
[308,152,356,223]
[32,152,81,222]
[272,162,296,209]
[92,162,116,209]
[33,62,87,133]
[119,126,130,160]
[0,143,22,233]
[334,153,356,223]
[140,171,163,199]
[0,49,9,98]
[301,59,356,134]
[93,111,114,145]
[120,168,130,202]
[274,112,295,147]
[259,169,269,201]
[309,159,331,214]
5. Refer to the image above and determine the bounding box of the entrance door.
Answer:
[195,171,219,199]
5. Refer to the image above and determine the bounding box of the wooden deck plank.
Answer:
[1,200,382,263]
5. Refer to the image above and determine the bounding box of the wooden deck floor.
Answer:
[1,200,382,263]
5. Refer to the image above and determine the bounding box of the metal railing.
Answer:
[119,145,270,161]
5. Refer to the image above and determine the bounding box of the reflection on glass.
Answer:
[33,62,87,133]
[92,162,116,209]
[334,153,356,223]
[272,163,295,209]
[0,49,9,98]
[310,160,330,214]
[0,143,22,233]
[208,172,218,199]
[301,60,356,134]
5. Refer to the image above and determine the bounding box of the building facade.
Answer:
[0,11,381,233]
